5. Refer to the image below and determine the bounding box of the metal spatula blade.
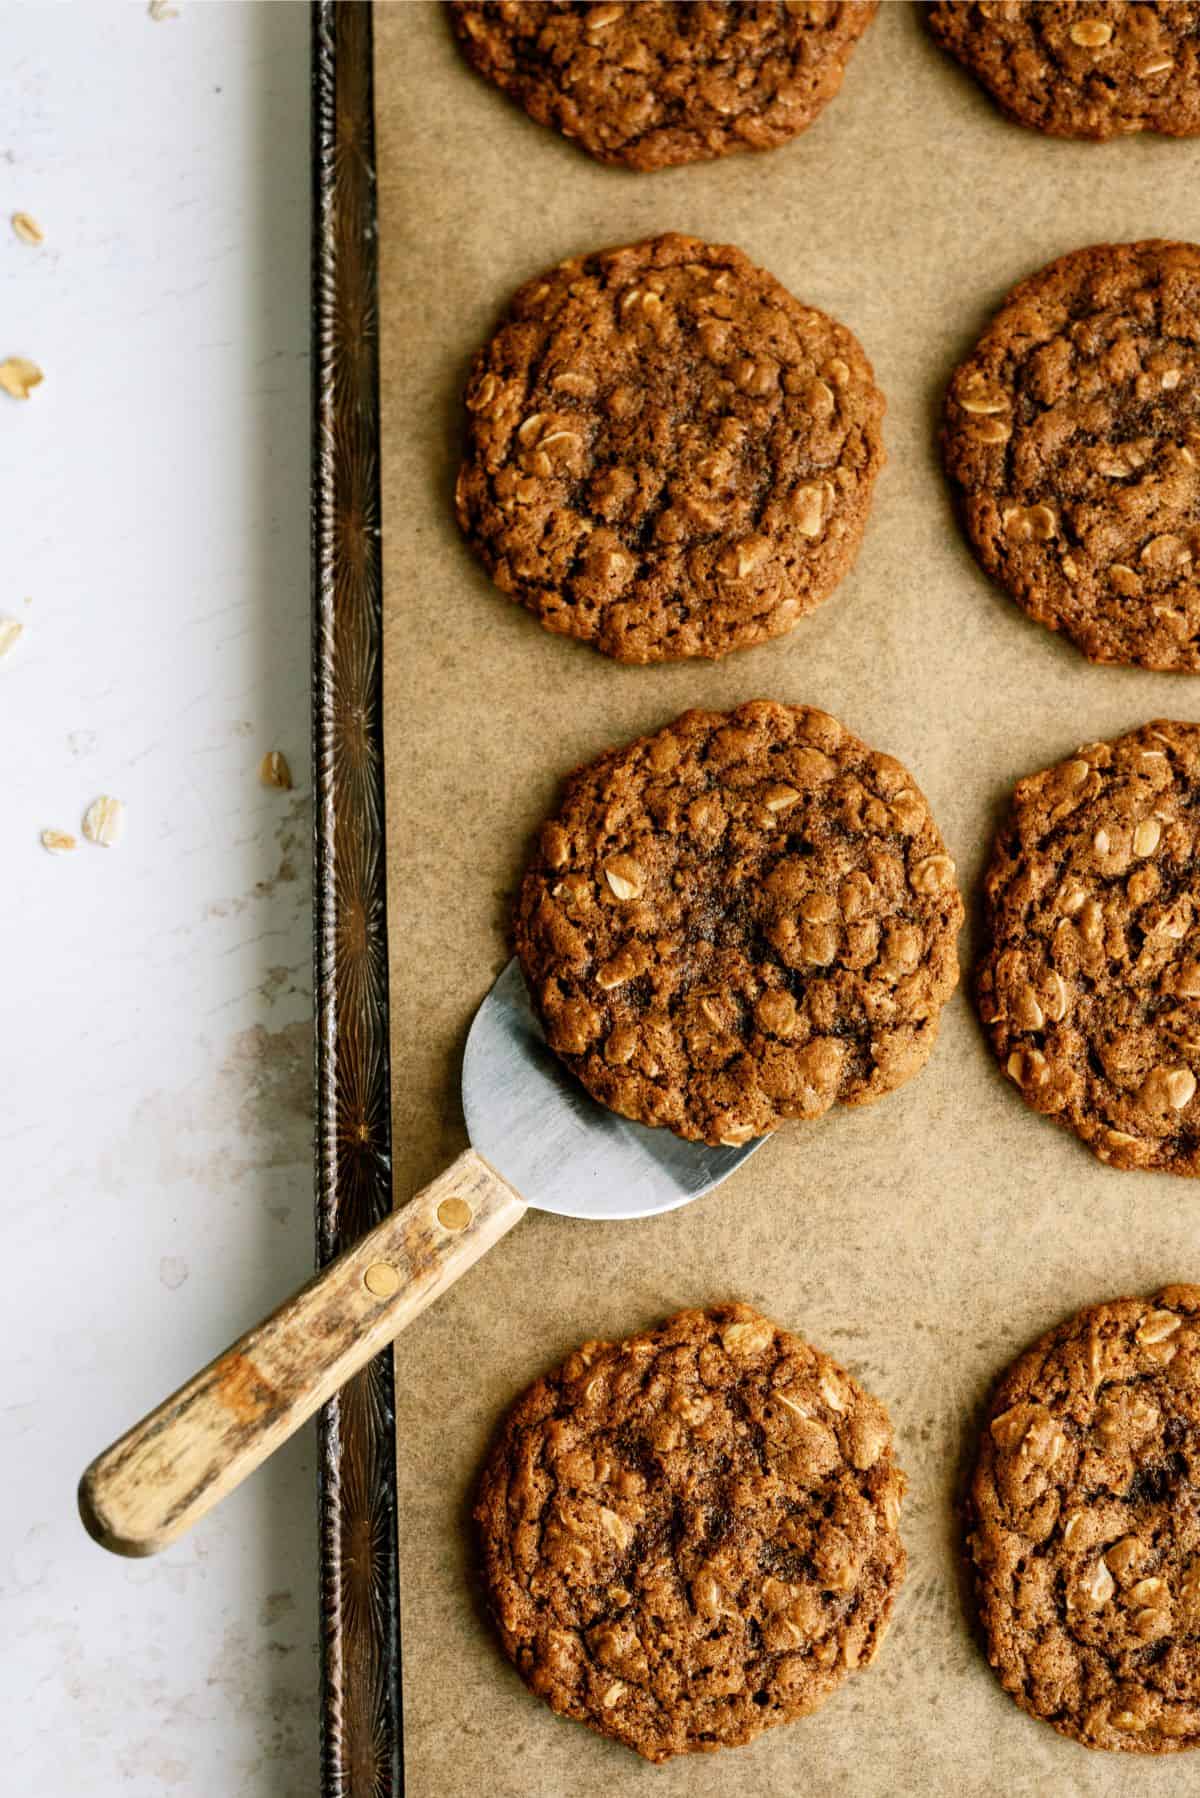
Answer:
[462,958,763,1221]
[81,958,764,1556]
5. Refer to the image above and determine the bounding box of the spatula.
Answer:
[79,958,762,1555]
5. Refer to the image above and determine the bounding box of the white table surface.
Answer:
[1,4,320,1789]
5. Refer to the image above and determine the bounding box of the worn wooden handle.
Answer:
[79,1149,526,1556]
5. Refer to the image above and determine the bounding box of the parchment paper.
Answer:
[374,6,1200,1792]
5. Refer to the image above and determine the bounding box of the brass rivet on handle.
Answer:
[437,1196,472,1232]
[363,1261,400,1298]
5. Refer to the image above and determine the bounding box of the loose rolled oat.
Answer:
[259,750,293,790]
[0,357,43,400]
[82,795,125,848]
[40,830,77,855]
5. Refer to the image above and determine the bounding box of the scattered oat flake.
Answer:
[148,0,179,17]
[82,795,125,847]
[260,750,293,790]
[41,830,77,855]
[0,357,43,400]
[0,617,24,662]
[11,212,43,246]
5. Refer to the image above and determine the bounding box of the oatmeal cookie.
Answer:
[515,700,962,1144]
[928,3,1200,141]
[476,1302,906,1760]
[943,241,1200,669]
[978,721,1200,1175]
[457,234,885,663]
[449,1,878,169]
[969,1286,1200,1751]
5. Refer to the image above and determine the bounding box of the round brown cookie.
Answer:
[448,1,878,172]
[928,3,1200,141]
[514,700,963,1145]
[968,1286,1200,1753]
[943,240,1200,670]
[475,1303,907,1762]
[978,722,1200,1176]
[456,234,886,664]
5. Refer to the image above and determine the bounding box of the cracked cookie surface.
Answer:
[448,1,878,170]
[968,1286,1200,1753]
[943,240,1200,670]
[475,1303,906,1762]
[928,2,1200,140]
[978,721,1200,1176]
[456,234,885,663]
[514,700,962,1145]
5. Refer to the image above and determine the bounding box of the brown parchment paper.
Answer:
[374,5,1200,1792]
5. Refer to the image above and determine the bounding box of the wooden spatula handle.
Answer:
[79,1149,526,1557]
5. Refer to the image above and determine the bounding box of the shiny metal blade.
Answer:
[462,958,763,1221]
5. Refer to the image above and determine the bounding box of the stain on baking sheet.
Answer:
[203,790,311,919]
[93,1021,312,1201]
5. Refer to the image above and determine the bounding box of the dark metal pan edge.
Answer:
[312,4,402,1792]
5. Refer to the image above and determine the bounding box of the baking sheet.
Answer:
[374,5,1200,1792]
